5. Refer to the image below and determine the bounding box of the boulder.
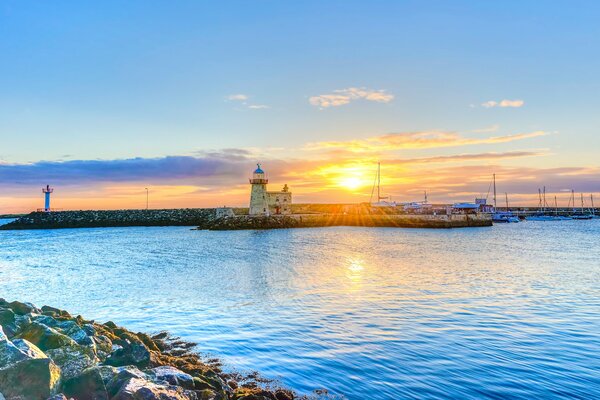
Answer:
[0,309,15,328]
[105,340,151,368]
[41,305,71,319]
[62,366,109,400]
[105,366,147,396]
[149,366,194,389]
[0,355,61,399]
[111,377,197,400]
[15,322,77,351]
[46,344,98,380]
[46,394,68,400]
[12,338,47,359]
[7,301,39,316]
[0,326,29,368]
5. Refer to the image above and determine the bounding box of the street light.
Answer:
[145,188,149,210]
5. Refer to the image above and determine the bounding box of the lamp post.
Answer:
[145,188,149,210]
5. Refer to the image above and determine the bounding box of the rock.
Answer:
[7,301,38,316]
[105,366,148,397]
[0,309,17,338]
[105,339,151,368]
[62,367,109,400]
[46,344,98,380]
[149,366,195,389]
[112,377,197,400]
[274,390,294,400]
[0,355,61,399]
[91,335,113,360]
[41,305,71,319]
[0,326,29,368]
[15,321,77,351]
[46,395,68,400]
[12,338,48,359]
[0,309,15,328]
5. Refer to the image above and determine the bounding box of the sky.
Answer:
[1,1,600,212]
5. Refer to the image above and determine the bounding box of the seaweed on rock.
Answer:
[0,299,298,400]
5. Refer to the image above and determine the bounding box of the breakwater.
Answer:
[0,209,218,230]
[198,213,492,230]
[1,208,491,230]
[0,299,295,400]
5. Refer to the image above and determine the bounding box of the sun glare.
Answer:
[338,176,365,191]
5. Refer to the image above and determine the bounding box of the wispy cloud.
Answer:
[309,87,394,108]
[471,124,500,133]
[482,99,525,108]
[306,130,549,153]
[226,94,248,101]
[247,104,270,109]
[226,94,269,110]
[391,150,548,165]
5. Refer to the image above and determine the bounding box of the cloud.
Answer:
[0,153,253,187]
[247,104,270,109]
[482,99,525,108]
[226,94,248,101]
[391,150,548,165]
[226,93,269,110]
[471,124,500,133]
[309,87,394,108]
[306,130,549,153]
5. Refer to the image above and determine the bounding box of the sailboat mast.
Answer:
[581,193,584,213]
[377,162,381,201]
[493,174,497,209]
[592,194,595,216]
[505,192,509,210]
[543,186,547,211]
[554,195,558,216]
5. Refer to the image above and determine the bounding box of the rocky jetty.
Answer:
[0,209,218,230]
[198,213,492,230]
[0,299,295,400]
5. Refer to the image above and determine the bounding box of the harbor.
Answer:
[3,164,599,230]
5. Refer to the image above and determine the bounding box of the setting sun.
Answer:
[338,176,367,191]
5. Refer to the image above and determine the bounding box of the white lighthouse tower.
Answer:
[249,163,269,216]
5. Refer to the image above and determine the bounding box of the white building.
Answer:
[249,164,292,216]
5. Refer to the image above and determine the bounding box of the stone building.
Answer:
[249,164,292,216]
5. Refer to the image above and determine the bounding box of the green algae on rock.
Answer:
[0,299,296,400]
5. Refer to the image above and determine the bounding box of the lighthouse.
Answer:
[42,185,54,212]
[249,164,269,215]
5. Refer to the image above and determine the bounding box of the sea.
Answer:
[0,218,599,399]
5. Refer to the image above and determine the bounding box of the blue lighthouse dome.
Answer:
[254,163,264,174]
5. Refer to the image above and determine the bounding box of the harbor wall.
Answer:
[0,209,218,230]
[199,213,492,230]
[1,208,492,230]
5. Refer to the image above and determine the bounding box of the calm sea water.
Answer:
[1,219,599,399]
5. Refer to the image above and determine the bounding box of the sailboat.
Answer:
[491,174,519,223]
[370,162,397,207]
[571,191,593,219]
[527,187,558,221]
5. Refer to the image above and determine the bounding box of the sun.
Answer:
[338,176,364,191]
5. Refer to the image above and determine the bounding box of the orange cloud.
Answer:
[305,130,549,153]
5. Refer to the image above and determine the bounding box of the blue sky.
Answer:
[1,1,599,211]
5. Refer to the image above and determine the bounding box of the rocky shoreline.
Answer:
[0,299,295,400]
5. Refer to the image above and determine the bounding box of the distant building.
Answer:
[249,164,292,216]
